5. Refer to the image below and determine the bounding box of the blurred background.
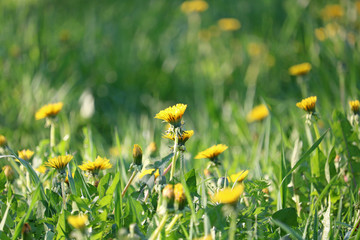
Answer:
[1,0,359,174]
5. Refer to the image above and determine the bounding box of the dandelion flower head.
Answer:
[296,96,317,113]
[212,184,244,204]
[155,104,187,127]
[181,0,208,13]
[68,215,88,229]
[174,183,186,204]
[321,4,344,20]
[218,18,241,31]
[138,168,160,180]
[35,102,63,120]
[45,155,73,170]
[230,170,249,183]
[246,104,269,123]
[79,156,112,172]
[195,144,228,161]
[349,100,360,115]
[18,149,34,161]
[36,165,47,174]
[289,63,312,76]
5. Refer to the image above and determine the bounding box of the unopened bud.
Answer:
[22,223,32,240]
[132,144,143,165]
[174,183,186,210]
[3,165,14,182]
[0,135,7,147]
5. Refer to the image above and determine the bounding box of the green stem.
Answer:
[165,213,182,234]
[149,213,169,240]
[61,179,66,210]
[122,171,137,197]
[296,76,307,98]
[50,120,55,156]
[313,123,324,152]
[229,211,238,240]
[170,128,179,181]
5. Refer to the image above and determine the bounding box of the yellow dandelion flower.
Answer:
[349,100,360,115]
[18,149,34,161]
[212,184,244,204]
[163,130,194,145]
[79,156,112,172]
[174,183,186,203]
[65,172,75,184]
[194,236,213,240]
[181,0,208,13]
[315,28,327,41]
[68,215,88,229]
[230,170,249,183]
[195,144,228,162]
[321,4,344,20]
[45,155,73,170]
[155,103,187,127]
[0,135,7,147]
[247,42,263,58]
[288,63,312,76]
[296,96,317,113]
[217,18,241,31]
[246,104,269,123]
[35,102,63,120]
[36,165,47,174]
[138,168,160,180]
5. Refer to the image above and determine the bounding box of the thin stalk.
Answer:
[122,171,137,197]
[170,128,179,181]
[296,76,307,98]
[163,162,172,176]
[149,213,169,240]
[50,120,55,156]
[61,179,66,210]
[313,123,324,152]
[165,213,182,234]
[229,211,238,240]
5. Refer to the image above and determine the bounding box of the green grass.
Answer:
[1,0,360,239]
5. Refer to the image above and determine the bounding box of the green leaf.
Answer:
[67,165,76,195]
[97,195,113,209]
[106,172,120,196]
[185,169,197,194]
[55,210,68,240]
[271,218,303,240]
[272,208,298,227]
[0,172,6,193]
[98,173,111,198]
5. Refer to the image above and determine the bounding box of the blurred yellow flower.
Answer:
[35,102,63,120]
[36,165,47,174]
[147,142,157,157]
[289,63,312,76]
[218,18,241,31]
[0,135,7,147]
[195,144,228,162]
[181,0,208,13]
[212,184,244,204]
[296,96,317,113]
[349,100,360,114]
[321,4,344,20]
[194,236,213,240]
[162,184,175,201]
[247,42,263,58]
[68,215,88,229]
[230,170,249,183]
[109,146,120,157]
[138,168,160,180]
[79,156,112,172]
[246,104,269,123]
[163,130,194,145]
[314,28,327,41]
[357,2,360,13]
[133,144,143,165]
[18,149,34,161]
[174,183,185,203]
[155,103,187,127]
[3,165,14,181]
[45,155,73,170]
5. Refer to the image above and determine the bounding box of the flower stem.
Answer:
[122,170,137,197]
[149,213,169,240]
[61,179,66,210]
[165,213,182,235]
[170,128,180,181]
[50,120,55,156]
[229,211,238,240]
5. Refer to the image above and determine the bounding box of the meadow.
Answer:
[1,0,360,239]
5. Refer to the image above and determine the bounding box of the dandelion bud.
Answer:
[3,165,14,182]
[0,135,7,147]
[132,144,143,165]
[217,177,229,189]
[21,223,32,240]
[162,184,174,201]
[349,100,360,115]
[174,183,186,210]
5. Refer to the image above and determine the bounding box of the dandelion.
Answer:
[133,144,143,166]
[68,215,88,230]
[18,149,34,161]
[174,183,186,210]
[79,156,112,173]
[44,155,73,171]
[155,104,187,127]
[296,96,317,113]
[321,4,344,20]
[247,42,263,58]
[195,144,228,164]
[349,100,360,115]
[3,165,14,181]
[230,170,249,183]
[163,130,194,145]
[138,168,160,180]
[218,18,241,31]
[181,0,208,14]
[35,102,63,120]
[194,236,213,240]
[162,184,175,202]
[246,104,269,123]
[35,165,47,174]
[212,184,244,204]
[289,63,312,76]
[0,135,7,147]
[315,28,327,41]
